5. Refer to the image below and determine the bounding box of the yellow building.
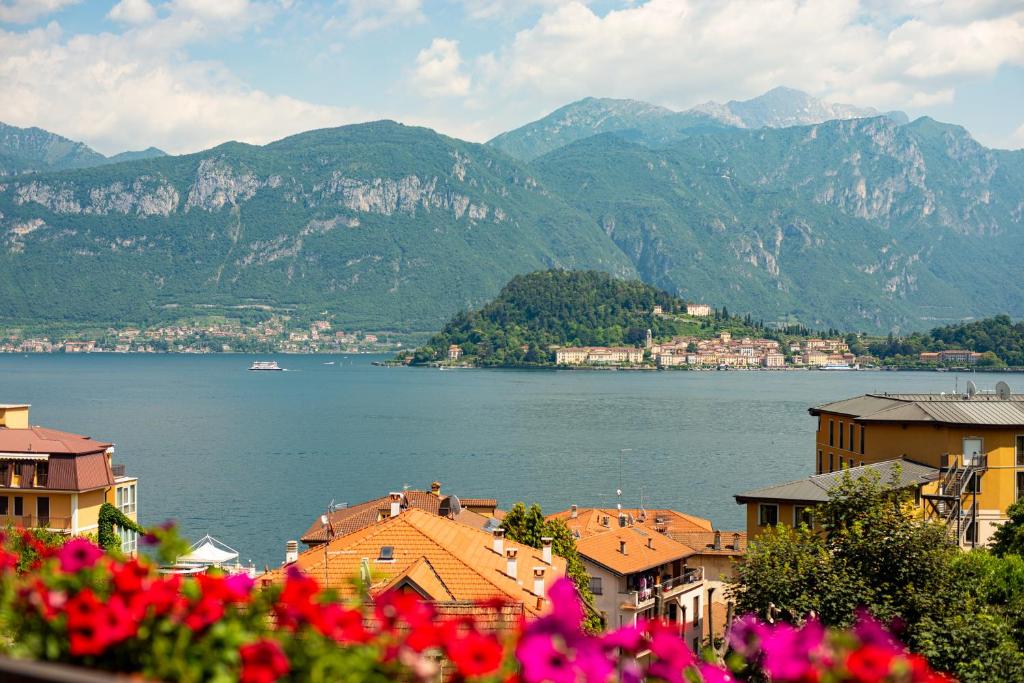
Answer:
[0,404,138,553]
[737,389,1024,548]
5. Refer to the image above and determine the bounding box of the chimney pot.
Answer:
[619,540,627,555]
[646,537,653,549]
[493,527,505,555]
[732,533,741,550]
[285,540,299,565]
[506,547,518,578]
[533,566,546,599]
[541,536,553,564]
[618,513,627,528]
[713,530,722,550]
[570,504,578,519]
[430,481,441,496]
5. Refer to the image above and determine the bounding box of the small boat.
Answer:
[820,363,859,371]
[323,361,336,365]
[249,360,283,371]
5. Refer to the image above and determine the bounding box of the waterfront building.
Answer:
[735,459,938,540]
[763,352,786,368]
[736,389,1024,548]
[447,344,463,361]
[0,404,138,553]
[686,304,712,317]
[938,350,981,364]
[554,347,644,366]
[266,508,564,625]
[299,481,498,548]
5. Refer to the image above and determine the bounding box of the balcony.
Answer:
[620,567,704,609]
[0,515,72,532]
[111,464,126,478]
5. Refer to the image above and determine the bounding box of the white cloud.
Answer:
[171,0,254,21]
[107,0,157,25]
[329,0,424,36]
[412,37,471,98]
[459,0,577,21]
[0,18,364,154]
[0,0,78,24]
[473,0,1024,127]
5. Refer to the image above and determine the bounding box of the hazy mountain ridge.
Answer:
[489,87,909,161]
[0,122,166,176]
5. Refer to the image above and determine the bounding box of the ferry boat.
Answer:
[248,360,283,371]
[820,362,859,371]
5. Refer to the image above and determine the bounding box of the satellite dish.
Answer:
[966,380,978,398]
[448,494,462,516]
[996,381,1012,400]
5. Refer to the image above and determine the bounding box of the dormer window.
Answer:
[377,546,395,562]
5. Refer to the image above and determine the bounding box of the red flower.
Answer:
[375,590,435,631]
[112,558,151,595]
[183,595,225,631]
[0,548,17,572]
[316,603,372,644]
[69,622,108,657]
[65,589,104,628]
[846,645,897,682]
[274,567,321,629]
[57,539,104,573]
[447,631,505,677]
[239,639,290,683]
[65,591,137,656]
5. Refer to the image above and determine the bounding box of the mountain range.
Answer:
[0,87,1021,334]
[0,122,166,176]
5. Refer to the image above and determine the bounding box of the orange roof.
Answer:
[575,526,695,575]
[547,507,713,540]
[0,426,110,455]
[668,531,747,556]
[301,489,498,544]
[266,508,565,618]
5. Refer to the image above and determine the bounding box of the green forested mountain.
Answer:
[0,122,166,176]
[410,270,759,366]
[0,121,632,330]
[869,315,1024,366]
[0,104,1022,334]
[531,116,1024,332]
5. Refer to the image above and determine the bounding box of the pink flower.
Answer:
[224,573,255,602]
[601,623,645,654]
[547,578,584,631]
[759,619,825,681]
[853,611,904,653]
[517,634,575,683]
[698,663,736,682]
[727,614,768,658]
[57,539,103,573]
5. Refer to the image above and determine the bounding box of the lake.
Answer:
[0,354,1015,566]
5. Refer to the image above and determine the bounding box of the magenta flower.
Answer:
[57,538,103,573]
[852,610,904,653]
[727,614,768,658]
[697,663,736,682]
[547,578,584,631]
[601,623,645,653]
[759,619,825,681]
[517,633,575,683]
[225,573,255,601]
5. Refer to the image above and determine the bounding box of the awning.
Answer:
[0,453,49,461]
[176,535,239,565]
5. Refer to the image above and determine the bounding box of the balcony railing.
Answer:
[0,515,72,531]
[111,463,127,478]
[620,567,705,608]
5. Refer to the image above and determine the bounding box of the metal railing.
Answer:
[0,515,72,531]
[621,567,705,607]
[111,463,126,477]
[924,452,988,547]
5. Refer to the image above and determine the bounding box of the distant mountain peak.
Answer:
[691,87,901,129]
[0,121,166,175]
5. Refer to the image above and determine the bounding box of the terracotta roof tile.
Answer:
[667,531,747,555]
[575,526,695,575]
[267,508,565,618]
[0,426,110,455]
[547,507,713,540]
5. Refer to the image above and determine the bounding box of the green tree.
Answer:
[991,499,1024,558]
[502,502,603,632]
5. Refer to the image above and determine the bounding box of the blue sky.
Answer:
[0,0,1022,155]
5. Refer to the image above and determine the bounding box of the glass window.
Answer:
[849,424,856,452]
[13,496,23,516]
[589,576,603,595]
[758,504,779,526]
[35,462,48,487]
[1017,436,1024,467]
[0,496,7,515]
[117,526,138,554]
[794,506,814,528]
[829,420,835,446]
[1017,472,1024,501]
[817,450,823,474]
[829,453,834,471]
[860,426,865,455]
[692,596,700,626]
[839,422,845,449]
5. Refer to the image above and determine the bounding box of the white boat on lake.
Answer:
[249,360,283,371]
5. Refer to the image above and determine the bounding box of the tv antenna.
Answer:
[996,381,1012,400]
[618,448,632,510]
[966,380,978,398]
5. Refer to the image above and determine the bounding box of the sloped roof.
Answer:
[300,489,498,544]
[734,458,939,504]
[810,393,1024,426]
[547,507,713,540]
[0,426,110,455]
[575,526,695,576]
[266,508,565,618]
[668,531,747,555]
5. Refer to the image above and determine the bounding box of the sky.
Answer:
[0,0,1022,156]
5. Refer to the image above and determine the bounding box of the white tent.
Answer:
[176,535,239,566]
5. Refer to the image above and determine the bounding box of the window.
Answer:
[13,496,23,516]
[794,506,814,528]
[0,462,7,483]
[849,424,856,453]
[963,438,983,467]
[118,484,137,514]
[35,461,48,487]
[860,426,865,455]
[0,497,6,515]
[758,504,779,527]
[589,576,603,595]
[829,420,835,446]
[117,526,138,555]
[692,596,700,626]
[817,450,823,474]
[839,421,845,449]
[849,458,855,469]
[1017,436,1024,467]
[1017,472,1024,501]
[829,453,834,471]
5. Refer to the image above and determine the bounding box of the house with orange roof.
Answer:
[299,481,500,547]
[0,404,138,553]
[264,507,565,625]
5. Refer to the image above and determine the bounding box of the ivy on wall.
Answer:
[97,502,143,552]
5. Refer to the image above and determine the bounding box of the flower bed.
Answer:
[0,529,952,682]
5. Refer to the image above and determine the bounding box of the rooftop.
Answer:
[0,426,111,455]
[810,392,1024,426]
[575,525,696,575]
[547,507,713,540]
[734,457,939,504]
[266,508,565,617]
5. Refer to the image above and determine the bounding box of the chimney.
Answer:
[619,540,627,555]
[493,527,505,555]
[618,513,627,528]
[533,566,546,599]
[285,540,298,565]
[646,537,653,549]
[389,492,403,518]
[570,504,578,519]
[430,481,441,497]
[506,547,518,579]
[732,533,741,551]
[713,530,722,551]
[541,537,553,564]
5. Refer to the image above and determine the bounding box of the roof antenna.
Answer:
[618,448,632,511]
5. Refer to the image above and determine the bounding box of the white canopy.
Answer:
[176,535,239,566]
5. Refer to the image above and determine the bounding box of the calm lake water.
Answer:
[0,354,1017,566]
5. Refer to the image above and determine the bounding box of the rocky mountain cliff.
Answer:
[488,87,908,161]
[0,122,166,176]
